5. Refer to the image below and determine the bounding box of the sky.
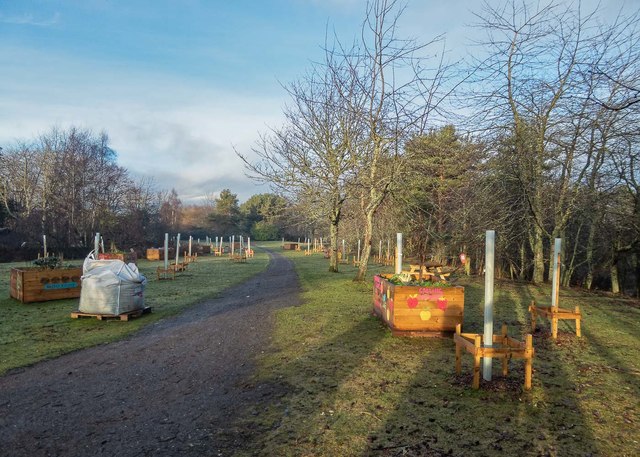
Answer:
[0,0,635,203]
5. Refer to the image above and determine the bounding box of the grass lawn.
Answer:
[0,250,270,375]
[239,250,639,457]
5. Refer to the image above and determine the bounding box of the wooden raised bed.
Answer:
[373,274,464,335]
[10,267,82,303]
[146,248,175,261]
[282,243,298,250]
[98,252,136,263]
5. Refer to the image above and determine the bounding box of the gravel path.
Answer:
[0,249,300,457]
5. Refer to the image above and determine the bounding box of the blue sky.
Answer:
[0,0,633,203]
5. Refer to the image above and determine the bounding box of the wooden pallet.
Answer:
[71,306,152,321]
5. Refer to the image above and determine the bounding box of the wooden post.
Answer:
[501,324,509,376]
[395,233,403,275]
[248,237,251,254]
[94,233,100,257]
[379,240,382,260]
[483,230,495,381]
[524,334,533,390]
[575,306,581,337]
[43,235,47,258]
[188,236,192,257]
[307,238,310,252]
[164,233,169,270]
[342,239,345,261]
[473,334,482,389]
[455,324,462,374]
[357,239,361,263]
[231,235,235,256]
[529,300,537,332]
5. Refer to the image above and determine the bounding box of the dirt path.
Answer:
[0,249,300,457]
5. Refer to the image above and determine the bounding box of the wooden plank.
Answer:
[391,317,463,332]
[454,333,477,352]
[473,335,481,389]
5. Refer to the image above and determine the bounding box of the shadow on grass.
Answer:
[362,281,599,457]
[215,317,388,455]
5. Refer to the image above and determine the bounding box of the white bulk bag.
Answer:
[79,251,147,315]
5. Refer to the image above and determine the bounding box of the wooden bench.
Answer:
[406,264,451,282]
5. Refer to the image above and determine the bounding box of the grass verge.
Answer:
[238,251,639,457]
[0,250,269,375]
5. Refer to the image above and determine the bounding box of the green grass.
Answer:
[0,250,270,375]
[237,252,640,457]
[2,246,638,456]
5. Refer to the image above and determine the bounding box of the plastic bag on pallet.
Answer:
[79,250,147,315]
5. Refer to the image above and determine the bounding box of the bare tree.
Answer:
[239,46,360,272]
[337,0,454,281]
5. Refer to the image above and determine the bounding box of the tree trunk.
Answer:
[518,241,526,280]
[328,213,340,273]
[610,260,620,294]
[532,224,545,283]
[354,210,374,282]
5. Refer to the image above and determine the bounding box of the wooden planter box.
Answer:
[10,267,83,303]
[283,243,298,250]
[98,252,136,263]
[373,274,464,335]
[146,248,175,261]
[197,245,211,255]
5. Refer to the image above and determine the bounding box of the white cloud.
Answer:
[0,12,60,27]
[0,45,286,203]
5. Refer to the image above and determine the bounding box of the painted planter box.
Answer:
[373,274,464,335]
[10,267,83,303]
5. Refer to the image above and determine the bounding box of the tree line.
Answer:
[242,0,640,295]
[0,127,304,260]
